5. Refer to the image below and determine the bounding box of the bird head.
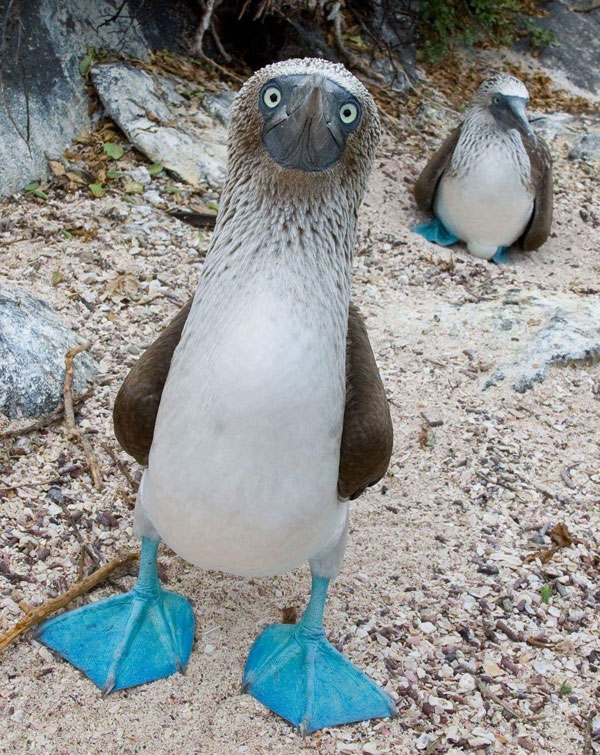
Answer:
[226,58,380,197]
[473,74,535,142]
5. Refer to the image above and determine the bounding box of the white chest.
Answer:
[140,266,349,577]
[435,136,534,259]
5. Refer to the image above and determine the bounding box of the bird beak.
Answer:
[508,97,536,142]
[262,74,347,172]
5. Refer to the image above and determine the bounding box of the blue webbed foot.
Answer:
[243,577,395,733]
[412,218,459,246]
[37,538,194,693]
[491,246,509,264]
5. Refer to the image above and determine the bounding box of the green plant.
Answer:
[524,19,557,50]
[418,0,545,64]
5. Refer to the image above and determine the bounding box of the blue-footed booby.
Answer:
[38,58,395,733]
[413,74,553,263]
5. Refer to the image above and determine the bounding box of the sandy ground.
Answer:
[0,58,599,755]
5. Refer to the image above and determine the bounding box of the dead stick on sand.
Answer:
[475,678,522,720]
[0,551,139,653]
[102,443,138,494]
[63,343,102,491]
[0,387,93,439]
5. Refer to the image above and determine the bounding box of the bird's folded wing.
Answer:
[521,137,553,251]
[338,304,393,501]
[113,299,192,465]
[113,302,393,500]
[413,126,462,212]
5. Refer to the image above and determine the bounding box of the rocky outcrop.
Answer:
[0,0,199,199]
[90,63,231,189]
[534,1,600,93]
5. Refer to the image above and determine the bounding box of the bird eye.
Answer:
[493,95,501,104]
[339,102,358,125]
[262,86,282,108]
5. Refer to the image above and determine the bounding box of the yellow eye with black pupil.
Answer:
[263,86,281,108]
[340,102,358,124]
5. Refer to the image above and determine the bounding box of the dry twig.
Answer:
[475,678,522,720]
[0,551,139,653]
[103,442,138,494]
[63,343,102,490]
[584,709,594,755]
[0,387,93,440]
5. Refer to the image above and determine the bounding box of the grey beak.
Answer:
[262,74,347,172]
[509,98,536,142]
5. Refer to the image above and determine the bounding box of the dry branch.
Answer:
[475,678,522,720]
[103,442,138,494]
[63,343,102,490]
[0,551,139,653]
[0,387,93,440]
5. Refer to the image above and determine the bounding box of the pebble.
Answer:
[458,673,476,692]
[129,166,152,185]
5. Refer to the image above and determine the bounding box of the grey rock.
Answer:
[130,166,153,186]
[569,134,600,161]
[393,287,600,394]
[533,1,600,93]
[0,0,199,199]
[529,111,580,143]
[484,292,600,393]
[91,63,228,189]
[202,91,236,126]
[0,287,97,419]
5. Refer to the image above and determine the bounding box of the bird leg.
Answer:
[242,512,396,733]
[37,536,194,693]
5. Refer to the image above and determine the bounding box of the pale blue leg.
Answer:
[491,246,509,264]
[243,571,396,733]
[37,537,194,693]
[412,217,459,246]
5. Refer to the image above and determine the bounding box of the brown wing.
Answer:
[413,126,462,212]
[520,136,553,251]
[113,298,192,464]
[114,302,393,499]
[338,304,393,501]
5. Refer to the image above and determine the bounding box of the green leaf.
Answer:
[103,143,124,160]
[51,271,63,286]
[122,195,138,205]
[106,170,123,179]
[24,181,39,191]
[124,181,144,194]
[165,184,180,194]
[540,584,552,604]
[78,47,97,76]
[88,183,106,198]
[62,229,75,239]
[346,34,367,50]
[32,188,48,200]
[147,162,164,176]
[207,201,219,212]
[559,681,572,697]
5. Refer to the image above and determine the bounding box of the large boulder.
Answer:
[0,0,200,199]
[534,1,600,93]
[0,287,97,419]
[90,63,231,189]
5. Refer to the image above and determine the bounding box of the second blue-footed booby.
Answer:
[413,74,553,263]
[38,57,395,733]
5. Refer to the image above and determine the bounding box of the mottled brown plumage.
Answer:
[114,301,392,501]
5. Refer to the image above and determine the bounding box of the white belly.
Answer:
[140,285,348,577]
[435,155,534,259]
